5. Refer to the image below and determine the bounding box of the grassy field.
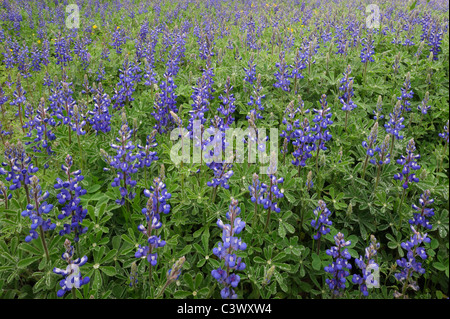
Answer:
[0,0,448,300]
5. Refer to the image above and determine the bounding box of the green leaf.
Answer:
[178,245,192,257]
[311,253,321,271]
[100,266,116,276]
[184,273,194,290]
[19,243,41,256]
[17,256,41,268]
[173,290,192,299]
[433,262,447,272]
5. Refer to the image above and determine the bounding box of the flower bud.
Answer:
[263,265,276,285]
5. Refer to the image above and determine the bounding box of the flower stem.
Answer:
[362,154,369,179]
[398,188,407,229]
[39,226,50,261]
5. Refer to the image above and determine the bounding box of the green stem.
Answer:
[390,135,395,159]
[156,280,171,299]
[263,206,272,233]
[438,142,447,173]
[149,264,153,290]
[253,200,258,227]
[345,110,349,133]
[39,226,50,261]
[363,61,368,83]
[211,186,217,204]
[398,188,407,229]
[374,165,382,193]
[362,154,369,179]
[76,133,84,172]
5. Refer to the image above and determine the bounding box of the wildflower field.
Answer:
[0,0,449,301]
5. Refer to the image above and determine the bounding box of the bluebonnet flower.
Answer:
[0,86,8,119]
[352,235,380,297]
[394,138,421,189]
[394,226,430,298]
[43,71,53,89]
[202,56,216,101]
[261,174,284,216]
[0,141,38,202]
[154,73,178,133]
[87,83,112,135]
[212,198,247,299]
[144,177,172,215]
[112,55,138,109]
[306,171,314,191]
[311,94,333,168]
[243,54,257,85]
[51,81,76,144]
[143,58,158,87]
[0,123,12,145]
[248,173,267,208]
[339,65,357,112]
[334,26,348,56]
[409,190,434,230]
[41,39,50,67]
[392,53,401,74]
[54,155,88,242]
[81,74,93,96]
[53,239,90,297]
[247,74,265,122]
[101,41,110,61]
[70,105,86,136]
[0,181,12,209]
[110,27,127,54]
[306,38,319,76]
[360,31,375,64]
[427,22,443,61]
[311,200,332,240]
[16,44,31,78]
[417,91,431,115]
[73,36,90,70]
[292,47,307,93]
[157,256,186,298]
[207,162,234,190]
[439,120,449,144]
[362,122,378,177]
[135,177,171,267]
[21,175,55,243]
[339,65,357,131]
[96,62,106,82]
[187,74,210,132]
[104,119,141,206]
[217,77,236,127]
[371,134,391,190]
[129,261,138,288]
[397,72,414,113]
[234,45,242,61]
[245,15,257,50]
[204,114,235,200]
[30,44,42,72]
[373,95,384,121]
[28,97,56,157]
[280,101,300,145]
[136,130,159,170]
[273,51,292,92]
[10,74,27,131]
[384,100,405,144]
[324,232,352,296]
[54,35,73,67]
